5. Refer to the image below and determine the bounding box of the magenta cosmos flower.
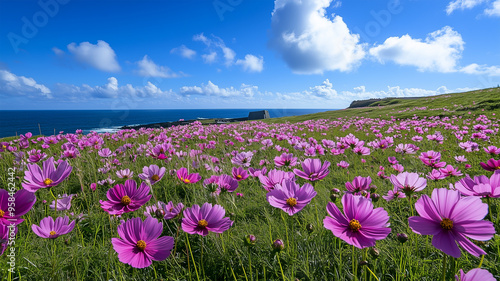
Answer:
[231,167,249,181]
[176,167,201,184]
[182,203,233,236]
[274,153,298,168]
[22,157,72,192]
[323,193,391,249]
[453,171,500,198]
[408,188,495,258]
[231,151,254,167]
[138,164,166,185]
[293,158,330,182]
[345,176,372,194]
[390,172,427,196]
[100,179,152,215]
[32,216,75,239]
[145,201,184,220]
[266,180,317,216]
[258,169,296,191]
[382,187,406,201]
[480,158,500,171]
[112,216,174,268]
[49,194,75,211]
[455,268,496,281]
[0,189,36,225]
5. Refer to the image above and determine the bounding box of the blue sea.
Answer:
[0,109,334,138]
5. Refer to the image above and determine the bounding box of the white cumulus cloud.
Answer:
[67,40,121,72]
[236,55,264,73]
[485,0,500,15]
[369,26,464,73]
[269,0,365,74]
[179,81,258,98]
[136,55,183,78]
[0,69,52,98]
[460,63,500,76]
[170,45,197,59]
[446,0,489,14]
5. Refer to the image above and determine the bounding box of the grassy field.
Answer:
[0,88,499,280]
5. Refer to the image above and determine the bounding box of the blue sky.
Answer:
[0,0,499,110]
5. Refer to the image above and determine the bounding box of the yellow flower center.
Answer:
[495,166,500,170]
[184,179,191,183]
[236,175,242,179]
[0,209,4,218]
[49,231,56,236]
[136,240,147,251]
[152,174,160,181]
[1,145,6,149]
[121,196,131,205]
[286,198,297,207]
[440,218,453,230]
[197,219,208,228]
[44,178,53,185]
[348,219,362,232]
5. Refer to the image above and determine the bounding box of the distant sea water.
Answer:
[0,109,335,138]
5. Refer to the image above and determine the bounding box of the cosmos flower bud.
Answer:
[370,193,380,202]
[369,185,378,193]
[272,239,285,251]
[369,247,380,259]
[245,234,256,246]
[359,260,369,266]
[396,233,409,243]
[330,193,339,202]
[330,188,341,194]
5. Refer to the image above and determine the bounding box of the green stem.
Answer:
[478,255,485,268]
[441,254,447,281]
[49,188,58,212]
[185,233,200,281]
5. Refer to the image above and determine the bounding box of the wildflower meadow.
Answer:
[1,107,500,280]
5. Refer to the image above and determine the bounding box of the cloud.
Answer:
[236,54,264,72]
[55,77,173,100]
[194,33,236,66]
[341,85,453,100]
[202,52,218,64]
[460,63,500,76]
[170,45,196,59]
[52,47,64,56]
[136,55,184,78]
[305,79,338,99]
[67,40,121,72]
[0,70,52,98]
[485,0,500,15]
[269,0,365,74]
[369,26,464,73]
[179,81,258,98]
[446,0,488,14]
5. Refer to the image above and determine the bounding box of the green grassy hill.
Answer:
[268,87,500,123]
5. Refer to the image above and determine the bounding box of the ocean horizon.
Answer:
[0,108,335,138]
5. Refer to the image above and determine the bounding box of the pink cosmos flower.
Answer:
[176,167,201,184]
[231,167,249,181]
[99,179,152,215]
[453,171,500,198]
[116,169,134,179]
[427,169,446,181]
[49,194,75,211]
[259,169,296,191]
[390,172,427,195]
[248,167,267,177]
[231,151,253,167]
[266,180,317,216]
[408,188,495,258]
[392,164,404,173]
[32,216,75,239]
[353,146,370,155]
[323,193,391,249]
[22,157,72,192]
[274,153,298,167]
[480,158,500,171]
[484,145,500,155]
[98,148,113,157]
[112,216,174,268]
[181,203,233,236]
[439,165,463,177]
[382,188,406,201]
[138,165,166,185]
[454,156,467,163]
[0,189,36,225]
[293,158,331,181]
[218,174,239,192]
[455,268,496,281]
[388,157,398,165]
[345,176,372,194]
[337,161,349,169]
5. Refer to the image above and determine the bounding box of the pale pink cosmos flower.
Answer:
[32,216,75,239]
[455,268,495,281]
[266,180,317,216]
[181,203,233,236]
